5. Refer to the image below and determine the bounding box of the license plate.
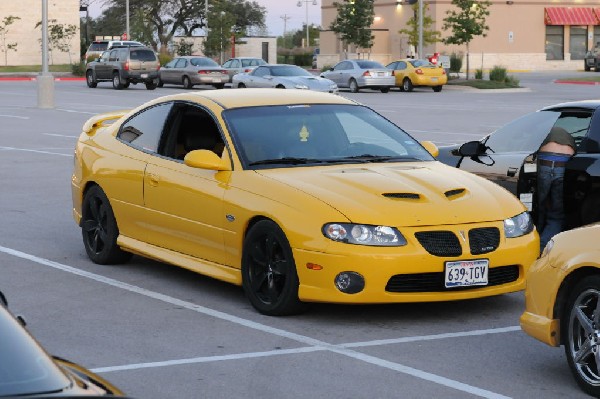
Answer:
[445,259,488,288]
[212,78,222,83]
[378,72,384,76]
[431,77,438,82]
[141,73,148,78]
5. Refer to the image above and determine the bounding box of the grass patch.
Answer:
[0,64,73,73]
[447,78,521,89]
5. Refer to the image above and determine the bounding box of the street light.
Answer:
[297,0,317,48]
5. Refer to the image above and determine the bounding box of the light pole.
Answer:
[219,11,225,64]
[297,0,317,48]
[126,0,130,39]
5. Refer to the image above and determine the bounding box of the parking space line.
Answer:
[0,114,28,119]
[0,146,71,157]
[43,133,79,138]
[0,245,511,399]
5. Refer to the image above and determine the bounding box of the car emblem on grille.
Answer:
[458,230,466,242]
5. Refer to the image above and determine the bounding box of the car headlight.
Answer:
[330,84,338,90]
[294,84,309,90]
[503,212,534,238]
[323,223,407,246]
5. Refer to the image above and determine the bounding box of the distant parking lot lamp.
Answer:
[297,0,317,48]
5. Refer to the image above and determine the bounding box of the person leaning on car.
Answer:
[535,126,576,253]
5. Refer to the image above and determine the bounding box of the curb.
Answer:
[0,76,85,81]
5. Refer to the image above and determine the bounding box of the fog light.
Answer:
[334,272,365,294]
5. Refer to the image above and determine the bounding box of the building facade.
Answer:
[0,0,80,66]
[319,0,600,71]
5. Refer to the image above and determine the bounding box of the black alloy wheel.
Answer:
[81,186,132,265]
[241,220,306,316]
[563,276,600,397]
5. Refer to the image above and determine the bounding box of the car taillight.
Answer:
[124,61,129,71]
[221,70,227,74]
[362,70,371,77]
[198,70,208,74]
[244,68,252,72]
[441,69,446,75]
[156,62,160,70]
[415,68,423,75]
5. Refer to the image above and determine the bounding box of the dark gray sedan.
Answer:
[158,56,228,89]
[232,64,338,93]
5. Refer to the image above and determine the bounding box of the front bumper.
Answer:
[294,222,539,304]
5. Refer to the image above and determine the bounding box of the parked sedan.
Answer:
[436,100,600,232]
[0,290,125,397]
[72,89,538,316]
[221,57,266,82]
[386,59,447,92]
[320,59,394,93]
[232,64,338,93]
[520,223,600,397]
[158,56,228,89]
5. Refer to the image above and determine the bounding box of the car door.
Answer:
[246,66,270,88]
[94,51,113,79]
[160,59,177,83]
[224,58,241,82]
[142,103,230,265]
[172,58,188,84]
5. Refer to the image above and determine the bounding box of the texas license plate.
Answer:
[431,77,438,82]
[445,259,488,288]
[212,78,222,83]
[141,73,148,78]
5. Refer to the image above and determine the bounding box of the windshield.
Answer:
[356,61,384,69]
[270,66,312,77]
[88,42,107,51]
[0,307,70,396]
[224,104,434,169]
[191,58,219,67]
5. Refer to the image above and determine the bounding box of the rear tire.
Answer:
[81,186,132,265]
[86,70,97,88]
[183,76,193,89]
[145,81,157,90]
[402,78,413,92]
[112,72,124,90]
[157,78,164,87]
[214,83,225,89]
[433,85,443,92]
[380,87,390,93]
[238,83,246,88]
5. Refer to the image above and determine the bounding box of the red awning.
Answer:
[545,7,599,25]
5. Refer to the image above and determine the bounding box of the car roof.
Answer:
[541,99,600,111]
[144,88,356,110]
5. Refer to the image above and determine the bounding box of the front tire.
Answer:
[349,78,359,93]
[563,276,600,397]
[241,220,306,316]
[112,72,124,90]
[238,83,246,88]
[81,186,132,265]
[183,76,193,89]
[86,70,97,88]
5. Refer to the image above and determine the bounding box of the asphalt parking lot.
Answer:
[1,73,599,398]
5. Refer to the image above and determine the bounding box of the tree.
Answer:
[291,24,320,48]
[398,2,441,57]
[329,0,375,56]
[442,0,491,79]
[202,8,236,62]
[0,16,20,66]
[102,0,266,52]
[35,19,78,65]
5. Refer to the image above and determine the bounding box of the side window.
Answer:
[108,50,118,61]
[223,60,232,68]
[175,58,187,68]
[553,111,593,147]
[398,61,407,70]
[165,59,177,68]
[118,102,173,153]
[160,105,225,161]
[333,62,347,71]
[253,66,268,77]
[485,111,560,153]
[232,59,241,68]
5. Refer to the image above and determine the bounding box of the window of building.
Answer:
[594,26,600,49]
[545,25,564,60]
[570,26,588,60]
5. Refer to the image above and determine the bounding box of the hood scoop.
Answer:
[383,192,420,200]
[445,188,466,199]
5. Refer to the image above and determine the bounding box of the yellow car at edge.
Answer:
[521,223,600,397]
[386,59,448,92]
[72,89,538,315]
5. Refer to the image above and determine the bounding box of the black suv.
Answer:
[86,46,160,90]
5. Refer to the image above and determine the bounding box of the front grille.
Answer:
[469,227,500,255]
[385,265,520,293]
[414,231,462,257]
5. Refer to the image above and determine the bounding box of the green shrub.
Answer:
[504,75,520,87]
[293,53,312,66]
[449,53,462,74]
[475,69,483,79]
[71,62,86,76]
[489,65,507,82]
[158,53,172,67]
[321,64,333,72]
[86,55,97,64]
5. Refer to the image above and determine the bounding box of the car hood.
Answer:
[256,161,524,226]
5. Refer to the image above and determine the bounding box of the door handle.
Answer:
[507,167,518,177]
[148,173,159,186]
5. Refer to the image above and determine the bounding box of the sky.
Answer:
[86,0,322,37]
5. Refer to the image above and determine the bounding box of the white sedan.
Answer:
[232,64,338,93]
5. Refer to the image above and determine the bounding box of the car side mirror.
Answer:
[329,68,334,71]
[420,140,439,158]
[458,141,488,157]
[184,150,231,171]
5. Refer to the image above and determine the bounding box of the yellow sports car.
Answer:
[386,59,448,92]
[521,223,600,397]
[72,89,538,315]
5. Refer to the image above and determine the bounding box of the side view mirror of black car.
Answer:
[458,141,488,157]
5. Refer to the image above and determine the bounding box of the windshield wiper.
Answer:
[335,155,423,163]
[249,157,325,166]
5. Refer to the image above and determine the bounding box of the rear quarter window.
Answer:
[130,49,156,61]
